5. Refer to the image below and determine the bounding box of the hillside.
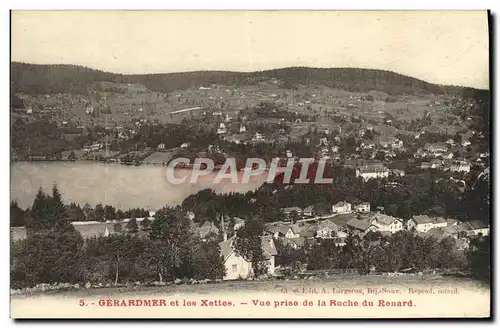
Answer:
[11,62,489,100]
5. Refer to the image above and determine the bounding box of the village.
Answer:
[10,65,491,289]
[11,192,490,282]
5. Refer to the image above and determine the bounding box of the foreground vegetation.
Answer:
[10,186,490,289]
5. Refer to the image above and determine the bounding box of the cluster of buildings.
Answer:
[270,200,489,254]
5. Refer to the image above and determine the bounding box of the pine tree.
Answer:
[30,187,50,230]
[50,184,66,226]
[10,201,25,227]
[126,218,139,234]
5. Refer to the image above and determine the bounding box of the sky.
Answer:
[11,11,490,89]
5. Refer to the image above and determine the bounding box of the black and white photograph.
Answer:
[9,10,491,318]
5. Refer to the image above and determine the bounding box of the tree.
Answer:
[104,205,117,222]
[11,227,84,288]
[104,234,130,285]
[141,217,151,231]
[136,239,182,283]
[148,208,193,280]
[50,184,67,226]
[68,151,77,161]
[190,239,226,280]
[29,187,51,230]
[10,201,25,227]
[126,218,139,234]
[234,219,266,277]
[468,236,490,283]
[94,204,105,222]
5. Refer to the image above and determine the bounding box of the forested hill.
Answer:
[11,62,489,99]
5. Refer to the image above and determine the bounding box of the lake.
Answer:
[10,162,267,210]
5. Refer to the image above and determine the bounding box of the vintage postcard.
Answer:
[10,10,491,319]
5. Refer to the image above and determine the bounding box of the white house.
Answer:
[217,123,227,135]
[449,161,471,173]
[355,202,371,213]
[219,236,277,280]
[332,201,352,215]
[252,132,265,142]
[239,125,247,133]
[356,165,389,181]
[233,217,246,231]
[459,220,490,236]
[407,215,447,232]
[370,213,403,234]
[281,207,303,216]
[267,224,300,239]
[302,205,314,217]
[316,220,339,239]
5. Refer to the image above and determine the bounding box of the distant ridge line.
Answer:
[10,62,489,100]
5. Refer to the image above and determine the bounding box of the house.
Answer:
[329,213,357,231]
[407,215,432,232]
[378,138,392,149]
[407,215,447,233]
[461,140,471,147]
[441,225,460,238]
[10,227,27,242]
[267,224,299,239]
[84,143,103,152]
[355,202,371,213]
[157,143,166,150]
[316,220,339,239]
[332,201,352,215]
[219,236,277,280]
[227,135,249,145]
[390,169,405,177]
[281,237,306,250]
[355,165,389,181]
[333,237,347,247]
[459,220,489,236]
[319,137,329,146]
[426,227,446,240]
[449,160,471,173]
[196,221,220,240]
[370,213,404,233]
[295,222,318,239]
[233,217,246,231]
[346,217,378,234]
[252,132,265,142]
[420,162,435,170]
[217,123,227,135]
[281,207,303,216]
[302,205,314,217]
[425,142,448,153]
[71,221,115,239]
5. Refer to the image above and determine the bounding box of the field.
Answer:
[11,275,490,318]
[142,151,176,165]
[17,78,464,137]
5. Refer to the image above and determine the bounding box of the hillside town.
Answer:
[10,65,490,289]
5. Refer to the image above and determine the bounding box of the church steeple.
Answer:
[221,213,227,241]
